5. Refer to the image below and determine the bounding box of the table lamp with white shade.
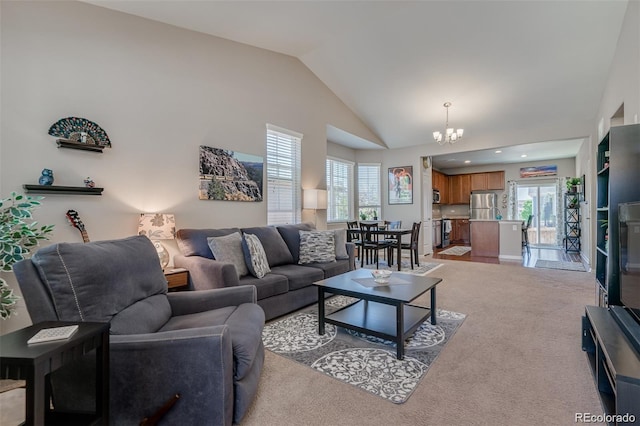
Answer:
[303,189,327,227]
[138,213,175,270]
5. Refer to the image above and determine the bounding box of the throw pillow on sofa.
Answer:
[242,233,271,278]
[299,230,335,264]
[207,232,248,278]
[334,229,349,260]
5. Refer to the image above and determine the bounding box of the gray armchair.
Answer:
[14,235,264,425]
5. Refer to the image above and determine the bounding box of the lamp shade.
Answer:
[303,189,327,209]
[138,213,176,240]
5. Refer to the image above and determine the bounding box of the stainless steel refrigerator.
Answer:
[470,192,498,220]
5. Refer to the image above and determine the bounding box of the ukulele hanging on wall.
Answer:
[66,210,90,243]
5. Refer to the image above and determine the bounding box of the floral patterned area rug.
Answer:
[262,296,466,404]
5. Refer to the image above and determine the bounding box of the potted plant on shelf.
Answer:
[566,177,582,193]
[0,192,54,319]
[568,196,579,208]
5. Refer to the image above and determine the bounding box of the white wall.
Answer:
[0,1,382,333]
[588,0,640,268]
[356,145,428,228]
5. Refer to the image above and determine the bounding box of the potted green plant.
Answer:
[566,177,582,193]
[0,192,54,319]
[568,197,579,208]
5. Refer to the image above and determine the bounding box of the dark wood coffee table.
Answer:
[314,268,442,360]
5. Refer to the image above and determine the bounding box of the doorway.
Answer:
[516,183,559,247]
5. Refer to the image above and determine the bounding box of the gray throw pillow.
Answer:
[299,230,336,264]
[334,229,349,260]
[207,232,248,278]
[242,233,271,278]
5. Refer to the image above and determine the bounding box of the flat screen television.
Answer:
[612,202,640,354]
[619,201,640,323]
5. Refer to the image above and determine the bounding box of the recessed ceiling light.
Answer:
[521,154,527,158]
[464,160,471,163]
[495,150,502,153]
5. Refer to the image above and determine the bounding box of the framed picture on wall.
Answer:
[519,165,557,178]
[198,145,264,201]
[388,166,413,204]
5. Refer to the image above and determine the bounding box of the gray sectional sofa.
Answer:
[175,222,356,321]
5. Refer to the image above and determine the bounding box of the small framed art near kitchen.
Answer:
[388,166,413,205]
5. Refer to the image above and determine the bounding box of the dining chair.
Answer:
[346,220,360,243]
[358,222,391,268]
[384,220,402,264]
[389,222,421,269]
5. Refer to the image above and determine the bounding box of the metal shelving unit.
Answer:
[564,192,581,253]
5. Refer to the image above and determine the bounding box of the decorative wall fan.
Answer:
[48,117,111,147]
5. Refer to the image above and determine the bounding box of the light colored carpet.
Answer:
[262,296,465,404]
[0,389,24,426]
[438,246,472,256]
[0,380,25,393]
[0,260,602,426]
[242,259,602,426]
[535,259,587,272]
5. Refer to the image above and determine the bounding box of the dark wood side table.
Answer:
[0,321,110,425]
[164,268,189,291]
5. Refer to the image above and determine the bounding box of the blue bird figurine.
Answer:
[39,169,54,186]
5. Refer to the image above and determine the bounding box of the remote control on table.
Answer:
[27,325,79,344]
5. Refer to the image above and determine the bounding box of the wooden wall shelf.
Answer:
[56,139,106,153]
[23,185,103,195]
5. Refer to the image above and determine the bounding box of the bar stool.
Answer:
[522,214,533,254]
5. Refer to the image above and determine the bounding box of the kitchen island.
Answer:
[469,219,524,259]
[470,219,500,257]
[498,220,524,260]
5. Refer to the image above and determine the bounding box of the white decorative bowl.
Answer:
[371,269,392,283]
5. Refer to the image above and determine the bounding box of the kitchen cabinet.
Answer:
[487,171,505,190]
[470,171,505,191]
[450,219,470,244]
[470,173,487,191]
[449,174,471,204]
[432,170,450,204]
[437,170,503,205]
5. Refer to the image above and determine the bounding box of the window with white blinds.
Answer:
[326,157,354,222]
[358,163,381,219]
[266,124,302,225]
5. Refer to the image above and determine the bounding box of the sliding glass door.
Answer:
[516,183,558,246]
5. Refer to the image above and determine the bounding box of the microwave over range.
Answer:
[433,189,441,204]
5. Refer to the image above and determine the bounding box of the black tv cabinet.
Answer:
[582,306,640,423]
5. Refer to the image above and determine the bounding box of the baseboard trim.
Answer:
[499,254,523,261]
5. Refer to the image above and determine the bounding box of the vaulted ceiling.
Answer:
[85,1,629,164]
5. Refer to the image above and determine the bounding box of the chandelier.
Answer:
[433,102,464,145]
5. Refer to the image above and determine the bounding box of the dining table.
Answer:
[354,226,413,271]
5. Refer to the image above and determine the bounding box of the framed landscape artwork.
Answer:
[388,166,413,204]
[520,165,557,178]
[198,145,263,202]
